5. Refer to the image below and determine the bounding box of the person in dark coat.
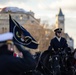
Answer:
[0,32,36,75]
[48,28,68,53]
[47,28,68,75]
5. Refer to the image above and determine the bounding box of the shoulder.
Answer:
[61,37,66,41]
[51,37,56,40]
[50,37,56,42]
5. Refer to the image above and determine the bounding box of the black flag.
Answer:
[9,15,38,49]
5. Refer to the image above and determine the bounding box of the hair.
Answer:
[55,32,57,36]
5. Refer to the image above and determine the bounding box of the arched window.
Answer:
[5,28,7,32]
[2,27,4,33]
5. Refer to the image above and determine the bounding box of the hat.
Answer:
[0,32,13,43]
[54,28,62,33]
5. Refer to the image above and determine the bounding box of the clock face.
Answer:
[59,17,64,20]
[60,20,64,23]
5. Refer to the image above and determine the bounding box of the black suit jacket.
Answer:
[48,37,68,52]
[0,44,36,75]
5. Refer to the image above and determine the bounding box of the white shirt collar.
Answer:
[55,36,61,42]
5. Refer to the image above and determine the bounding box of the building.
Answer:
[64,33,74,50]
[55,8,65,33]
[0,7,40,34]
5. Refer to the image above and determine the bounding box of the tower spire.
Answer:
[58,8,64,16]
[55,8,65,33]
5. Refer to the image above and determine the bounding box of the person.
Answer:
[0,32,36,75]
[47,28,68,75]
[48,28,68,53]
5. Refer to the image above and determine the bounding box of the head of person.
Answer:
[54,28,62,38]
[0,32,14,55]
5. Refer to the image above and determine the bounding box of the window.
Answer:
[31,20,34,23]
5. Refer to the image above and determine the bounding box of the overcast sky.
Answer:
[0,0,76,48]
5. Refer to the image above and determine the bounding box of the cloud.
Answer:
[49,0,76,11]
[34,0,76,19]
[0,0,76,11]
[0,0,8,4]
[0,0,29,8]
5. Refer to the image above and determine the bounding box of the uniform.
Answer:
[48,28,68,52]
[0,32,36,75]
[0,44,36,75]
[48,37,68,52]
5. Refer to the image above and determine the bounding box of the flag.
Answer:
[9,15,38,49]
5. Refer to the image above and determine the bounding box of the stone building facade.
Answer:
[55,8,65,33]
[0,7,40,34]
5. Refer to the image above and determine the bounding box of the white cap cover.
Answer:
[0,32,13,42]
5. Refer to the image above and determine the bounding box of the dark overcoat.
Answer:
[48,37,68,52]
[0,44,36,75]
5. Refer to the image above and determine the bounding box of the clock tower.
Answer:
[55,8,64,33]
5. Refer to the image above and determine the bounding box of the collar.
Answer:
[55,36,61,42]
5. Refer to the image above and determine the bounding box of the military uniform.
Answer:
[48,28,68,52]
[0,32,36,75]
[0,44,36,75]
[48,37,68,52]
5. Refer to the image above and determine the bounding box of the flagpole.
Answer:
[8,11,11,32]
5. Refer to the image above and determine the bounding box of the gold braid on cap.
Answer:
[6,40,13,44]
